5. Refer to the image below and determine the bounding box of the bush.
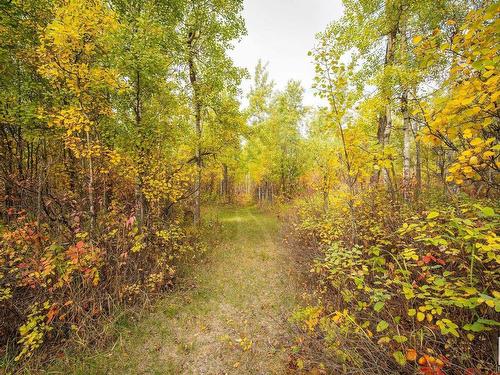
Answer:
[288,191,499,374]
[0,202,205,365]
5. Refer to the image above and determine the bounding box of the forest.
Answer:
[0,0,498,373]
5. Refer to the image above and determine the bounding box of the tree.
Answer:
[0,0,53,221]
[417,2,499,193]
[38,0,119,232]
[311,0,479,201]
[181,0,245,224]
[305,108,339,212]
[244,73,307,202]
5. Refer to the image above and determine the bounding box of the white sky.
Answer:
[230,0,344,107]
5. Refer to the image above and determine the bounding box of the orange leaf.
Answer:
[406,348,417,361]
[47,305,58,323]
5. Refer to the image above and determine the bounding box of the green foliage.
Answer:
[243,71,307,200]
[287,4,499,371]
[290,192,499,372]
[0,0,245,365]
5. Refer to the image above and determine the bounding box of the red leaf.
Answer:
[125,215,136,229]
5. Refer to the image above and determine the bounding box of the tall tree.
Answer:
[181,0,245,224]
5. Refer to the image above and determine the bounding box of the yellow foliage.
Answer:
[419,4,499,186]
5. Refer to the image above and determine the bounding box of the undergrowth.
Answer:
[285,190,499,374]
[0,204,220,373]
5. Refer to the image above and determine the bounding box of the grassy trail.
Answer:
[60,206,297,374]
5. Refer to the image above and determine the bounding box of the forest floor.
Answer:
[54,206,299,374]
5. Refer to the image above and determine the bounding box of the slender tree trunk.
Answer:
[373,29,396,188]
[401,90,412,201]
[86,130,95,233]
[415,124,422,199]
[335,110,357,244]
[133,69,147,228]
[37,151,44,224]
[188,30,202,226]
[425,148,431,190]
[222,163,228,202]
[381,104,393,188]
[194,128,201,224]
[322,172,329,213]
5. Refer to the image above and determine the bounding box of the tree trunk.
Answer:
[133,69,148,229]
[373,29,396,188]
[188,30,202,226]
[86,130,95,233]
[322,172,329,213]
[415,124,422,199]
[401,90,412,201]
[222,163,228,202]
[194,140,201,225]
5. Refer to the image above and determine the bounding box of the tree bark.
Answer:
[134,69,146,228]
[373,28,397,189]
[401,90,412,201]
[415,123,422,199]
[86,130,95,233]
[188,30,202,226]
[222,163,229,202]
[322,172,329,213]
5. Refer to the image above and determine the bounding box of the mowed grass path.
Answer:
[57,206,298,374]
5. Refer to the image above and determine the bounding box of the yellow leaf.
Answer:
[297,358,304,369]
[469,156,479,165]
[413,35,423,44]
[463,128,473,139]
[426,211,439,220]
[470,138,483,146]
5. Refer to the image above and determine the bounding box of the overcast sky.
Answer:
[230,0,344,107]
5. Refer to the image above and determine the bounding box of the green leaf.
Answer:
[376,320,389,332]
[434,278,445,287]
[393,351,407,366]
[477,318,500,326]
[480,206,495,217]
[374,301,385,312]
[426,211,439,220]
[393,335,408,343]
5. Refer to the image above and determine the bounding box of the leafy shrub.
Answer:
[288,191,499,374]
[0,203,205,364]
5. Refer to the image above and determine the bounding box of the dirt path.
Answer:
[65,206,298,374]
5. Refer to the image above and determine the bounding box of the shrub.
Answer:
[0,203,205,364]
[288,191,499,374]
